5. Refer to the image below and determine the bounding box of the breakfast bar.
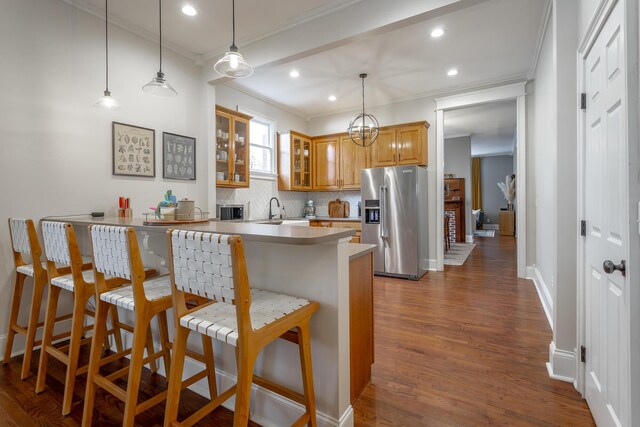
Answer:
[52,216,373,427]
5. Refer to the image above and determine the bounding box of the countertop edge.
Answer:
[348,243,377,261]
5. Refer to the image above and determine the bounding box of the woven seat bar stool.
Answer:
[36,221,139,415]
[82,225,211,427]
[3,218,73,380]
[164,230,319,427]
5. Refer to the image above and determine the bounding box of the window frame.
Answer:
[238,107,277,180]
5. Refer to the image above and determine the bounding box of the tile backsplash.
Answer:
[216,180,361,220]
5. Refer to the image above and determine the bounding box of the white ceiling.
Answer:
[229,0,546,117]
[445,100,517,157]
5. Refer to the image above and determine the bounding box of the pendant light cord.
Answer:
[159,0,163,73]
[105,0,109,92]
[232,0,236,48]
[362,76,366,136]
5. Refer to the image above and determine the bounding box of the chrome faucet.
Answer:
[269,197,281,219]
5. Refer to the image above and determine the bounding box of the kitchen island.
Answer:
[53,216,372,427]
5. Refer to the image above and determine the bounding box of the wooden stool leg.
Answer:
[109,305,124,353]
[35,284,62,393]
[145,326,158,374]
[21,275,46,379]
[157,310,171,374]
[61,290,90,415]
[233,344,256,427]
[82,300,110,427]
[163,325,190,427]
[122,318,151,427]
[297,323,317,427]
[201,335,218,399]
[3,274,26,364]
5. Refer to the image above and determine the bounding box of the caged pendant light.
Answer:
[347,74,379,147]
[142,0,177,97]
[94,0,120,109]
[214,0,253,78]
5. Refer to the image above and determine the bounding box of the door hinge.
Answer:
[581,220,586,236]
[580,93,587,110]
[581,345,586,363]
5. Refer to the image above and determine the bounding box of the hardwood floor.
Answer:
[0,236,594,426]
[353,236,595,426]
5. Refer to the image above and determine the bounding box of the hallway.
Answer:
[354,236,595,426]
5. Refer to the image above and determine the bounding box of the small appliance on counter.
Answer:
[217,204,244,221]
[304,200,316,219]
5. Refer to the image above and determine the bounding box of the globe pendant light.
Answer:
[348,73,379,147]
[214,0,253,78]
[142,0,177,97]
[94,0,120,109]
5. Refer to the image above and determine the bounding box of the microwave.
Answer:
[217,204,244,221]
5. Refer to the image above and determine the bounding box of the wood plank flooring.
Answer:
[353,236,595,426]
[0,236,594,426]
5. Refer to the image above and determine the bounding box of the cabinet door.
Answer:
[215,111,232,184]
[370,129,397,167]
[231,117,250,187]
[397,125,423,165]
[340,136,368,190]
[313,137,339,190]
[301,137,312,189]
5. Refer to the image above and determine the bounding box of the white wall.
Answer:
[308,97,437,262]
[480,155,514,225]
[0,0,207,347]
[579,0,601,38]
[444,136,472,236]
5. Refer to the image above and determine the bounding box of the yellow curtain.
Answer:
[472,157,482,210]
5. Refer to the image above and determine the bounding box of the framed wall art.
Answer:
[112,122,155,177]
[163,132,196,180]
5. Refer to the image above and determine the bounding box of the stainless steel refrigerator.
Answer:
[361,165,428,280]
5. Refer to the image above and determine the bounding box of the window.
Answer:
[240,108,277,178]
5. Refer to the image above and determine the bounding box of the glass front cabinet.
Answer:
[215,105,251,188]
[277,131,313,191]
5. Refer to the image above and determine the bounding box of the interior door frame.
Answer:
[434,82,528,277]
[575,1,639,421]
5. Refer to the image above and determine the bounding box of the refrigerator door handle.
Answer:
[380,185,387,239]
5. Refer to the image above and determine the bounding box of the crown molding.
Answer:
[58,0,201,62]
[444,133,472,139]
[528,0,552,79]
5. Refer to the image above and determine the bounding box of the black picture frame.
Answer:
[112,122,156,177]
[162,132,196,180]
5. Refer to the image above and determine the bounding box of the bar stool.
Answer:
[36,221,135,415]
[3,218,69,379]
[164,230,319,427]
[82,225,207,427]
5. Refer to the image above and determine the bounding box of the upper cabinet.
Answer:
[278,131,313,191]
[339,135,369,190]
[313,136,340,190]
[216,106,251,188]
[370,122,429,168]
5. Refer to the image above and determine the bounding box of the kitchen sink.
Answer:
[254,220,283,225]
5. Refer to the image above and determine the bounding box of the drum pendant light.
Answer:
[94,0,120,109]
[142,0,177,97]
[214,0,253,78]
[348,74,379,147]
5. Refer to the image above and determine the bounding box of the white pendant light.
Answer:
[214,0,253,78]
[143,0,177,97]
[347,74,379,147]
[94,0,120,109]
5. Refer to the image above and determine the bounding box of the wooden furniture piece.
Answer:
[369,122,428,168]
[444,215,451,252]
[348,246,374,404]
[36,221,126,415]
[278,130,313,191]
[164,230,319,427]
[313,135,340,190]
[216,105,251,188]
[3,218,69,380]
[310,219,361,243]
[499,210,515,236]
[82,225,177,427]
[444,178,466,243]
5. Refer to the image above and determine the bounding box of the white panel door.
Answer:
[584,2,629,426]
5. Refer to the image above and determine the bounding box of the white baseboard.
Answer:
[427,259,438,271]
[483,224,499,230]
[465,235,474,243]
[546,341,576,383]
[526,266,553,329]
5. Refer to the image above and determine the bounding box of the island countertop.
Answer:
[48,216,354,245]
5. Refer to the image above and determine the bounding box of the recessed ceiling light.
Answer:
[328,95,337,102]
[181,5,197,16]
[289,70,300,78]
[431,28,444,38]
[447,68,459,76]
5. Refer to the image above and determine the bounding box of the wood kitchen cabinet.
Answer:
[216,105,251,188]
[339,135,369,189]
[277,131,313,191]
[370,122,428,168]
[310,219,361,243]
[313,136,340,190]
